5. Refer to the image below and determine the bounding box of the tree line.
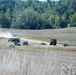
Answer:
[0,0,76,29]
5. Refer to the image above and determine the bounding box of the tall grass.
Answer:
[0,28,76,75]
[0,48,76,75]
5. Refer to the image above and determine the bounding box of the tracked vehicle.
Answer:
[8,37,20,46]
[50,39,57,45]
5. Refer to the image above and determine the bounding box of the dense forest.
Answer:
[0,0,76,29]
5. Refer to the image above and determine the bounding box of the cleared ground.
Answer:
[0,27,76,75]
